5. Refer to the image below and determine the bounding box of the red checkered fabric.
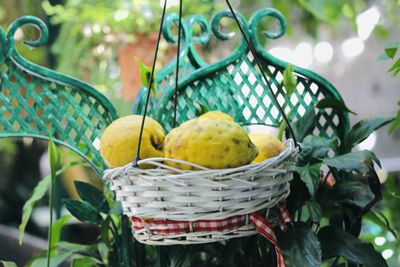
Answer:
[277,202,292,231]
[132,215,246,235]
[131,203,291,267]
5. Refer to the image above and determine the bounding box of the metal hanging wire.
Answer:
[133,0,168,166]
[224,0,299,147]
[135,0,299,166]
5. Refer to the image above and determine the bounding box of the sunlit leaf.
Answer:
[1,261,17,267]
[19,175,51,245]
[283,64,297,97]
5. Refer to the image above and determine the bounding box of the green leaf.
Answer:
[295,163,321,196]
[304,200,322,223]
[329,180,373,208]
[388,110,400,134]
[63,199,102,224]
[283,64,297,97]
[279,221,321,267]
[48,135,61,178]
[136,57,156,95]
[299,136,335,163]
[1,261,17,267]
[384,42,400,59]
[318,226,387,267]
[364,210,398,239]
[51,214,72,247]
[292,108,316,141]
[100,216,111,245]
[72,257,101,267]
[324,150,380,174]
[316,97,356,115]
[19,175,51,245]
[388,57,400,76]
[98,242,109,265]
[28,250,73,267]
[342,116,394,152]
[110,201,123,215]
[75,181,109,213]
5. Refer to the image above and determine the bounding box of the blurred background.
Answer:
[0,0,399,265]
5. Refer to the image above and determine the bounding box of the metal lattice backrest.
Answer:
[133,13,211,114]
[134,9,350,140]
[0,16,117,174]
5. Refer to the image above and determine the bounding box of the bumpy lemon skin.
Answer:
[100,115,165,168]
[248,133,285,163]
[198,111,234,122]
[164,118,258,170]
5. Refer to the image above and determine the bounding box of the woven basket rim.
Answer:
[104,138,297,180]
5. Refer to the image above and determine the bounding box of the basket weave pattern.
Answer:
[104,139,297,244]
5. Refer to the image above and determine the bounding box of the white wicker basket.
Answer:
[104,139,297,245]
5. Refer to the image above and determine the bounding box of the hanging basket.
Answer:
[104,139,297,244]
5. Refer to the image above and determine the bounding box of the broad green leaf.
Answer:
[63,199,102,224]
[28,251,73,267]
[295,163,321,196]
[27,242,88,267]
[318,226,387,267]
[389,110,400,134]
[388,57,400,76]
[98,242,109,265]
[305,200,322,223]
[51,214,72,248]
[342,116,394,152]
[136,57,156,95]
[330,180,373,208]
[299,136,335,163]
[283,64,297,97]
[364,210,398,238]
[1,261,17,267]
[384,42,400,59]
[324,150,380,174]
[75,181,109,213]
[19,175,51,245]
[279,222,321,267]
[56,241,88,252]
[316,97,356,115]
[292,108,316,141]
[72,257,101,267]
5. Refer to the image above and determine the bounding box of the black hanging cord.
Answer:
[173,0,184,128]
[225,0,298,147]
[134,0,168,166]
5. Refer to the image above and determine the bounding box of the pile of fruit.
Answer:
[100,111,285,170]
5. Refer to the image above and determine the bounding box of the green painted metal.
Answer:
[134,8,350,140]
[0,16,117,175]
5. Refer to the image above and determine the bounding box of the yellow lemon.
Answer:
[198,111,234,122]
[248,133,285,163]
[100,115,165,168]
[164,118,258,170]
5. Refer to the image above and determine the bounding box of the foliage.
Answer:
[379,42,400,134]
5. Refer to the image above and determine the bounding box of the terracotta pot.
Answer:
[117,33,175,101]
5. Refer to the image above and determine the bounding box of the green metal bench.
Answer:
[0,16,117,175]
[133,9,349,140]
[0,9,349,176]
